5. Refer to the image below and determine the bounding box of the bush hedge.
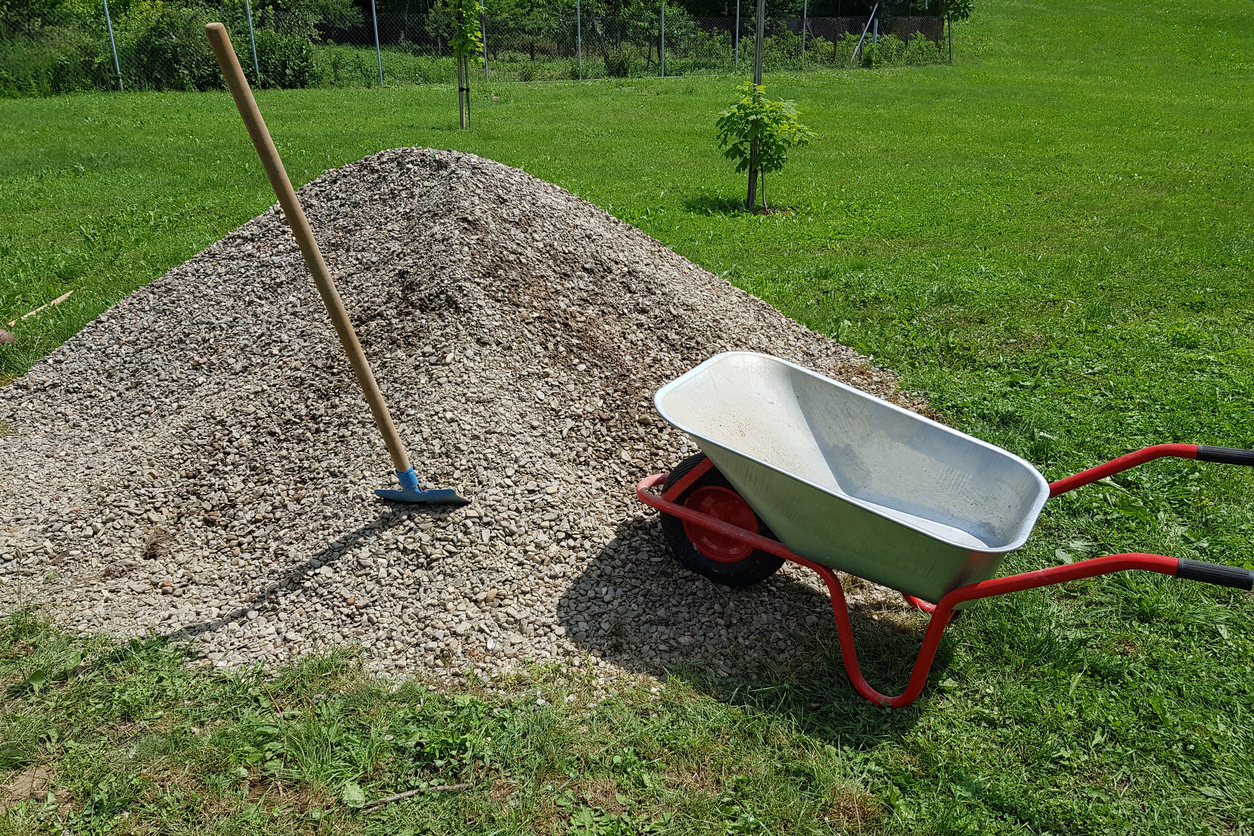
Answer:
[1,1,947,97]
[1,0,338,96]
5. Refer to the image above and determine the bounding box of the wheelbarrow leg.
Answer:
[795,552,1225,708]
[795,558,956,708]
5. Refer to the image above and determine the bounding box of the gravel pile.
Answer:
[0,148,922,685]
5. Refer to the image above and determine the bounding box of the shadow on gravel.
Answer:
[557,517,953,740]
[160,501,455,644]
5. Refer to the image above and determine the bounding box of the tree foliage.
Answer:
[716,81,813,175]
[944,0,973,21]
[441,0,483,59]
[716,81,814,209]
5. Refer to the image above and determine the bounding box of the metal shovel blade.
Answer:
[375,468,469,506]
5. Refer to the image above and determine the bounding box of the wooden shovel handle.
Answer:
[205,22,411,475]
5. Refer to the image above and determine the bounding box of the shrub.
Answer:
[904,30,941,65]
[763,27,802,65]
[406,54,447,85]
[252,0,362,40]
[254,27,314,87]
[682,25,731,69]
[604,52,629,77]
[804,35,833,66]
[0,27,110,97]
[862,33,906,67]
[833,31,860,64]
[130,6,222,91]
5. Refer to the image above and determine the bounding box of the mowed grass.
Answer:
[3,0,1254,832]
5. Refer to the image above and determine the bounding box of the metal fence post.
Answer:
[734,0,739,70]
[851,2,877,64]
[244,0,260,82]
[577,0,582,79]
[753,0,763,84]
[103,0,123,91]
[370,0,383,86]
[801,0,807,65]
[660,0,665,77]
[746,0,765,210]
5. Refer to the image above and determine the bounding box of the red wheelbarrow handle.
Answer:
[868,551,1250,707]
[638,467,1253,708]
[1048,443,1254,497]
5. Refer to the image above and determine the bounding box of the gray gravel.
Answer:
[0,148,922,685]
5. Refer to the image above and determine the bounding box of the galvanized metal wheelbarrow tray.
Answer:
[637,352,1254,707]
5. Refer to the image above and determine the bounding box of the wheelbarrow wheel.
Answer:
[659,453,785,587]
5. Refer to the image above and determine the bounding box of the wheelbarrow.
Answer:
[636,352,1254,707]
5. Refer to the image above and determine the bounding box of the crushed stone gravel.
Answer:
[0,148,928,686]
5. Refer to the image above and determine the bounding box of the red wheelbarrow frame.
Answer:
[637,443,1254,708]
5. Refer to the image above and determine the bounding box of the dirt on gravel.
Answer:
[0,148,926,688]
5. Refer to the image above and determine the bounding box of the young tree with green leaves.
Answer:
[716,80,814,211]
[441,0,483,128]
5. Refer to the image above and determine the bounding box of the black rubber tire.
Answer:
[659,453,785,587]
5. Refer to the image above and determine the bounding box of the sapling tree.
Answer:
[442,0,483,128]
[716,81,815,211]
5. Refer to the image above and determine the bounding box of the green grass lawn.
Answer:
[2,0,1254,832]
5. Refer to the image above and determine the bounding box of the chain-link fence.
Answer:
[0,0,949,97]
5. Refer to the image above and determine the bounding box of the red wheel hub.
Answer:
[682,486,758,563]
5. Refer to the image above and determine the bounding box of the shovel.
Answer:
[205,22,468,507]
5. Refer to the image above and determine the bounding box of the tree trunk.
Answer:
[746,139,758,211]
[457,56,467,129]
[592,18,612,64]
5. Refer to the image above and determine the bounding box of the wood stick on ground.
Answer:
[8,290,73,328]
[361,783,472,811]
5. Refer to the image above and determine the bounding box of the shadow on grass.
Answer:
[682,193,795,218]
[557,517,953,742]
[682,193,750,216]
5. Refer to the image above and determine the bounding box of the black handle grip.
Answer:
[1197,446,1254,467]
[1177,558,1254,590]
